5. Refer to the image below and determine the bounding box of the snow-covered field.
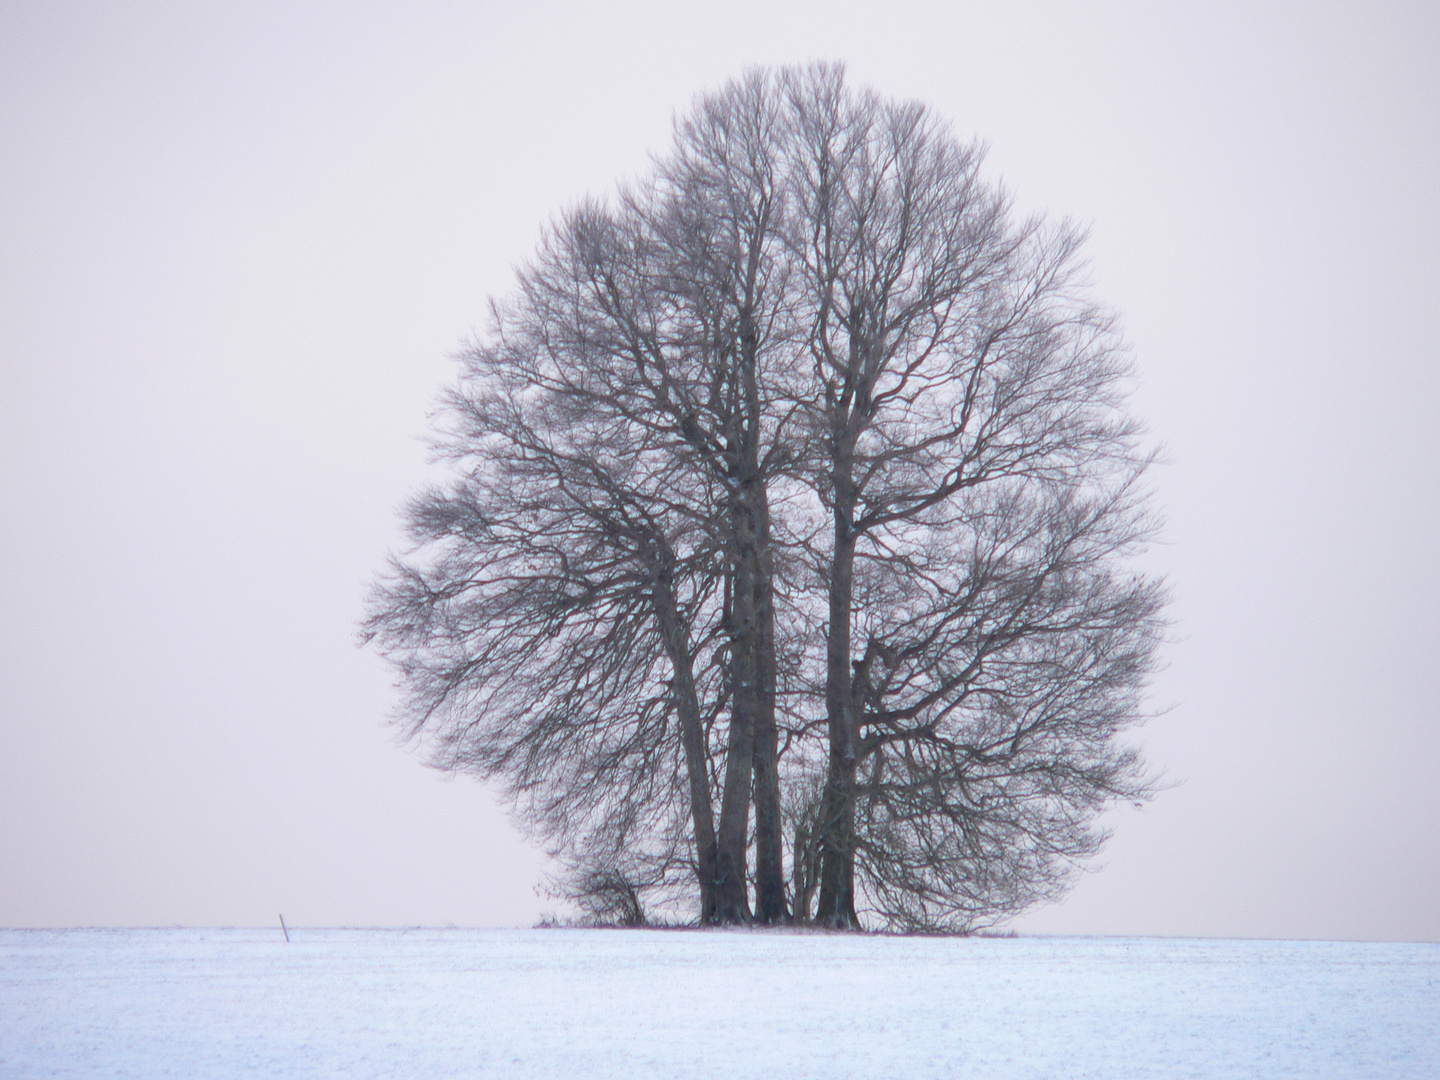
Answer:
[2,928,1436,1078]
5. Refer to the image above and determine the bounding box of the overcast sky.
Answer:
[2,0,1436,940]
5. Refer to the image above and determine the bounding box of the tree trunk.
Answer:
[713,471,788,924]
[713,542,756,924]
[748,486,787,923]
[738,301,788,925]
[650,572,720,921]
[815,453,860,928]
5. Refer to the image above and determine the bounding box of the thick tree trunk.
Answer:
[650,573,720,921]
[704,299,789,925]
[737,302,788,926]
[747,487,787,924]
[713,545,756,924]
[815,454,860,928]
[713,472,788,924]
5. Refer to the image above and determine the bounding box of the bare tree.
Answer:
[361,336,730,918]
[364,80,804,922]
[772,66,1165,928]
[365,63,1165,932]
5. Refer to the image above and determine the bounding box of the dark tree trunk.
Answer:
[714,468,787,923]
[737,304,788,926]
[713,538,756,924]
[815,449,860,928]
[650,572,720,921]
[705,296,789,925]
[747,488,787,923]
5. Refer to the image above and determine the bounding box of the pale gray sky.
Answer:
[2,0,1436,939]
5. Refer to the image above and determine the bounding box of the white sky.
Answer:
[2,0,1436,939]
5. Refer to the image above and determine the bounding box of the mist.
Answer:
[2,0,1436,940]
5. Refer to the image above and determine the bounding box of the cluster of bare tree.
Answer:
[363,65,1166,932]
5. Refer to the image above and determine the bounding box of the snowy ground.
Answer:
[2,928,1436,1078]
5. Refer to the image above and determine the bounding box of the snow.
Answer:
[2,928,1436,1078]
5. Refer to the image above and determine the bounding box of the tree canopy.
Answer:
[363,63,1166,932]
